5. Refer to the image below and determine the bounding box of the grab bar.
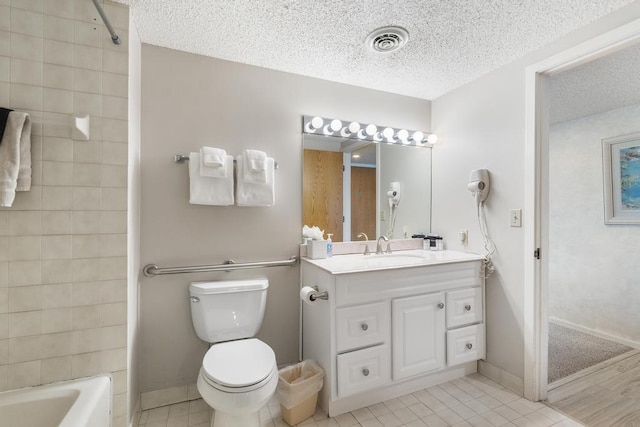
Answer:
[143,256,298,277]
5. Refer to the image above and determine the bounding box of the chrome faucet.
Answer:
[357,233,370,255]
[376,236,389,255]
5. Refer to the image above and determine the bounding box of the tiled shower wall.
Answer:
[0,1,129,425]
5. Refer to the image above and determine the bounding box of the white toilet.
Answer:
[189,279,278,427]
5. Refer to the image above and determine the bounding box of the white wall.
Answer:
[127,10,142,424]
[431,2,640,383]
[139,45,431,393]
[549,104,640,345]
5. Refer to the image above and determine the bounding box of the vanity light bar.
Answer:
[302,115,437,146]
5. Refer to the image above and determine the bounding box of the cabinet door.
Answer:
[392,292,445,380]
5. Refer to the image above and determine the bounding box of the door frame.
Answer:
[523,18,640,401]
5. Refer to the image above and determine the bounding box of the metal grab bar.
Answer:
[143,256,298,277]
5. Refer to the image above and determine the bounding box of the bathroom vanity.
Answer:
[300,250,485,416]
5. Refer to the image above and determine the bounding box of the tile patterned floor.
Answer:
[547,350,640,427]
[137,374,584,427]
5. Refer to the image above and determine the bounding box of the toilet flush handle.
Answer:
[190,296,200,303]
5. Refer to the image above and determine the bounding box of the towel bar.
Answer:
[174,154,279,169]
[143,256,298,277]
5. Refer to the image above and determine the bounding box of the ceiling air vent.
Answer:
[365,26,409,53]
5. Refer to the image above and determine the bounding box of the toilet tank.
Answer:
[189,279,268,343]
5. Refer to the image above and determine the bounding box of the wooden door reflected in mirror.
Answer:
[303,149,344,241]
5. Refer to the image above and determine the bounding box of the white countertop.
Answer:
[302,249,485,275]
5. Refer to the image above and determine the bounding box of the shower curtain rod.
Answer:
[91,0,121,45]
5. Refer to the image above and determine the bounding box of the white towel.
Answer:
[0,111,31,207]
[243,149,267,183]
[236,155,275,207]
[199,146,227,178]
[189,152,234,206]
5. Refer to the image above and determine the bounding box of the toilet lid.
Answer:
[202,338,276,388]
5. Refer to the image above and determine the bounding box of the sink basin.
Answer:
[364,253,425,267]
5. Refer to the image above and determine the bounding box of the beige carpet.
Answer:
[548,322,633,384]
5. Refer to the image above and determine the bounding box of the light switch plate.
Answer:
[510,209,522,227]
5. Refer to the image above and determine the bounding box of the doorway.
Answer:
[523,17,640,404]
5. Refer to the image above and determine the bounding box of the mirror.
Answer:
[303,133,432,242]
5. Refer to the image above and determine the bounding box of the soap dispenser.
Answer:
[326,234,333,257]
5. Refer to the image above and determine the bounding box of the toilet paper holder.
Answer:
[309,286,329,301]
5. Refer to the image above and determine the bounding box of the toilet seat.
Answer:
[201,338,276,392]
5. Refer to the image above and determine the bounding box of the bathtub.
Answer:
[0,375,111,427]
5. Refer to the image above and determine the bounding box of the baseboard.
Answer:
[140,383,201,410]
[549,317,640,349]
[478,360,524,396]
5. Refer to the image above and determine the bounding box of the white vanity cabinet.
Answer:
[301,251,485,417]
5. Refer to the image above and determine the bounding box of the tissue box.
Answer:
[307,240,327,259]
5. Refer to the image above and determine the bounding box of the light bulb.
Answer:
[305,116,323,133]
[397,129,409,144]
[427,133,438,144]
[411,131,424,144]
[341,121,361,137]
[382,127,395,142]
[365,124,377,136]
[330,119,342,132]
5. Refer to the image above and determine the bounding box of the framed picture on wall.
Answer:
[602,132,640,224]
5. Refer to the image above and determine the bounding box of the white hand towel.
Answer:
[0,111,31,207]
[243,149,267,183]
[236,155,275,207]
[189,152,234,206]
[199,147,227,178]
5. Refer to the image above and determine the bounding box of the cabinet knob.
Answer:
[362,368,370,377]
[466,343,473,350]
[361,323,369,331]
[437,302,444,309]
[464,304,472,311]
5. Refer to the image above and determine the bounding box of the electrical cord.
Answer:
[477,201,496,278]
[385,203,398,238]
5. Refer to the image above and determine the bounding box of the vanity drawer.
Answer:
[446,324,484,366]
[336,302,390,352]
[337,344,391,397]
[445,287,482,328]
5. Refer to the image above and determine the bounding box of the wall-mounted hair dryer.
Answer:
[387,181,401,208]
[468,169,490,206]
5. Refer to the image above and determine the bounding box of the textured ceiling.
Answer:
[549,43,640,124]
[118,0,635,100]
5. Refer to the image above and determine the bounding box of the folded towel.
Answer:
[0,111,31,207]
[189,152,234,206]
[236,155,275,207]
[0,107,13,141]
[199,146,227,178]
[243,149,267,183]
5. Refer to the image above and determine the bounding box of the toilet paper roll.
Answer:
[300,286,317,305]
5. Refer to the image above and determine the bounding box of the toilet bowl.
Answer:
[189,279,277,427]
[196,338,277,427]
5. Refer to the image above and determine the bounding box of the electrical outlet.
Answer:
[510,209,522,227]
[459,230,468,246]
[381,210,386,221]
